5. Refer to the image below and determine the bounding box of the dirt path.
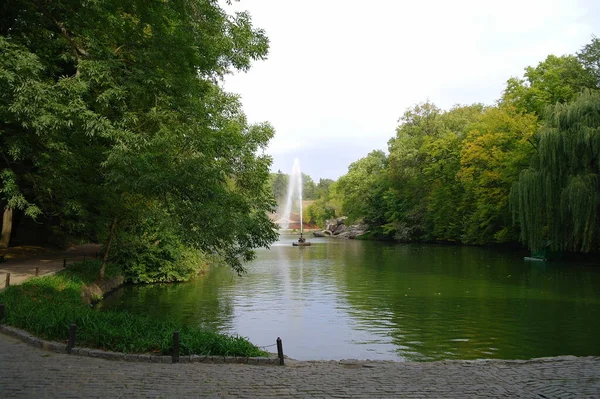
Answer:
[0,244,101,289]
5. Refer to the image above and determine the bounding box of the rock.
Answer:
[325,217,347,232]
[332,224,347,235]
[312,230,331,237]
[320,216,368,239]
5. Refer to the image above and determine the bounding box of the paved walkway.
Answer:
[0,244,101,289]
[1,332,599,398]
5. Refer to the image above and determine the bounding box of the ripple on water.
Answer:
[98,240,600,361]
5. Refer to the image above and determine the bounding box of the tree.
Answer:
[336,150,388,226]
[511,90,600,253]
[0,0,277,277]
[270,170,289,202]
[502,54,596,115]
[301,173,317,200]
[577,36,600,87]
[458,106,537,243]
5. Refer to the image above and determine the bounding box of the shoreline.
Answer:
[1,325,597,366]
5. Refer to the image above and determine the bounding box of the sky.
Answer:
[223,0,599,181]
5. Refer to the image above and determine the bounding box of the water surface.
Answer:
[99,236,600,361]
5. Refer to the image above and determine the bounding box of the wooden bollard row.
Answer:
[0,312,286,367]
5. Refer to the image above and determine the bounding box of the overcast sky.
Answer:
[223,0,599,181]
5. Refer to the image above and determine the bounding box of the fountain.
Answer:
[279,158,311,246]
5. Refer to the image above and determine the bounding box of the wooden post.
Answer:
[83,255,86,264]
[172,331,179,363]
[5,273,10,288]
[0,304,4,321]
[66,324,76,354]
[63,258,66,268]
[35,267,39,277]
[276,337,284,366]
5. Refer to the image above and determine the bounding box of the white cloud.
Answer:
[223,0,599,179]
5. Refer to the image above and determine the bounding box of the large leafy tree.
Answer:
[0,0,277,275]
[577,36,600,86]
[335,150,388,226]
[458,106,537,243]
[511,90,600,253]
[502,54,596,115]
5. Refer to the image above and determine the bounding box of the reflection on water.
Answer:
[99,235,600,361]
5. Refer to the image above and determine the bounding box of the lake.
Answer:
[99,235,600,361]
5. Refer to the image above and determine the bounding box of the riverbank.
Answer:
[1,331,598,398]
[0,260,266,357]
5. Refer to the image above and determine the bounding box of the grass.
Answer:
[0,261,267,357]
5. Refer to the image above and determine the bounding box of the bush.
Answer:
[111,223,208,283]
[0,263,266,357]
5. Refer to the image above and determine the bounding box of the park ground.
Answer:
[1,245,599,398]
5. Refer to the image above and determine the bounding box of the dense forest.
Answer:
[308,38,600,254]
[0,0,278,280]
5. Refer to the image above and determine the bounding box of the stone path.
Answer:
[1,332,599,398]
[0,244,101,289]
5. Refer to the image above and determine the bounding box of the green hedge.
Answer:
[0,262,266,357]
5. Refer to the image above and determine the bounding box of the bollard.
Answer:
[35,267,39,277]
[5,273,10,288]
[276,337,284,366]
[0,304,4,321]
[172,331,180,363]
[66,324,76,354]
[63,258,66,268]
[83,255,86,264]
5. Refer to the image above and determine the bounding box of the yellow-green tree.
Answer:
[458,106,537,243]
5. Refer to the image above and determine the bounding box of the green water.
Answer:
[99,236,600,361]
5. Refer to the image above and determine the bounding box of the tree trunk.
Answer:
[99,217,118,279]
[0,207,13,249]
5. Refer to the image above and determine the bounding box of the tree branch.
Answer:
[53,19,88,76]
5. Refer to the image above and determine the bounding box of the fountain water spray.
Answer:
[280,158,303,230]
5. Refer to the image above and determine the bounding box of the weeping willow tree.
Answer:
[511,90,600,253]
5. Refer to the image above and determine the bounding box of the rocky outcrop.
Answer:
[312,217,367,239]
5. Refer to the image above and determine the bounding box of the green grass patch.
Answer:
[0,261,267,357]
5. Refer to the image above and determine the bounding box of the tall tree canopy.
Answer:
[0,0,277,276]
[502,54,597,115]
[511,90,600,253]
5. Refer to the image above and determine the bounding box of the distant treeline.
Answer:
[269,171,334,203]
[305,38,600,254]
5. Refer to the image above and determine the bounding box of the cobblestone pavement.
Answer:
[1,333,599,398]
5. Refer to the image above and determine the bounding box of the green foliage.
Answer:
[0,266,266,356]
[502,54,596,115]
[459,106,537,243]
[385,103,484,241]
[0,1,278,276]
[511,90,600,253]
[330,37,600,253]
[577,36,600,87]
[269,170,288,202]
[268,171,318,203]
[336,150,389,227]
[301,173,318,199]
